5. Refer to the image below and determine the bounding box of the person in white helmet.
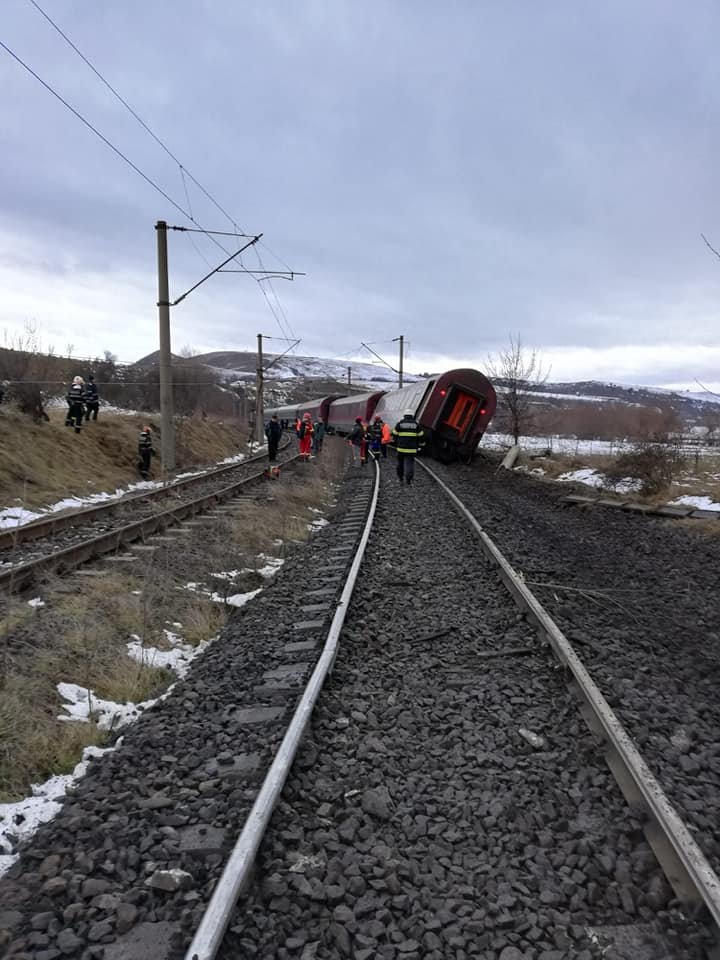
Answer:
[392,409,424,485]
[65,376,86,433]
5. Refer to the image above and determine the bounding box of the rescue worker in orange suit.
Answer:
[381,419,392,458]
[392,410,424,485]
[298,412,314,461]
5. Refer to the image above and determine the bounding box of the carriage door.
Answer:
[437,388,482,442]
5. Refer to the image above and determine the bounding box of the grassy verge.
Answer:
[0,408,249,511]
[518,450,720,503]
[0,445,344,802]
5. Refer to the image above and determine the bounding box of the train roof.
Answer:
[326,391,385,409]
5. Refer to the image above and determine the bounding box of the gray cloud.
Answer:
[2,0,720,386]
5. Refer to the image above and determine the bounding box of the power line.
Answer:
[14,3,301,336]
[28,0,298,276]
[0,38,192,221]
[27,0,242,237]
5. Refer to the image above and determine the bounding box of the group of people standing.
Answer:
[348,412,424,485]
[266,408,424,486]
[65,373,154,480]
[265,412,326,463]
[65,375,100,433]
[347,415,391,464]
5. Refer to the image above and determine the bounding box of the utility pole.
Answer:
[256,333,265,444]
[347,366,352,389]
[393,334,405,389]
[156,220,175,474]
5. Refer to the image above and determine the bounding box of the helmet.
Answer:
[303,412,312,419]
[355,417,362,423]
[73,376,84,384]
[374,416,382,422]
[404,410,413,417]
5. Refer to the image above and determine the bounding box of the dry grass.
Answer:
[517,451,618,481]
[520,449,720,536]
[672,454,720,502]
[0,407,248,510]
[0,448,345,801]
[677,518,720,538]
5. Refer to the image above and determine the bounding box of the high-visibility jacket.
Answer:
[392,417,424,454]
[381,422,392,444]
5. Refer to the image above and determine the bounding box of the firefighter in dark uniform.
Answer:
[84,375,100,421]
[368,416,384,461]
[138,426,154,478]
[65,377,86,433]
[265,414,282,462]
[392,410,424,485]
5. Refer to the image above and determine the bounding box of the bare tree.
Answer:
[487,335,550,443]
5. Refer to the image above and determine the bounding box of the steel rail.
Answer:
[184,461,381,960]
[420,460,720,934]
[0,456,300,596]
[0,439,292,552]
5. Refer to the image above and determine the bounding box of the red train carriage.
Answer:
[295,395,345,425]
[326,392,386,434]
[266,369,496,461]
[375,369,496,462]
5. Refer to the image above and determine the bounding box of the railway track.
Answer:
[0,459,718,959]
[0,442,298,595]
[429,459,720,886]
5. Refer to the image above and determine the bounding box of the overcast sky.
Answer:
[2,1,720,390]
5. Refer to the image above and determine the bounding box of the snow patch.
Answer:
[670,495,720,512]
[27,597,45,608]
[0,744,113,876]
[307,518,329,533]
[0,621,216,872]
[0,452,250,530]
[57,682,155,731]
[556,468,641,494]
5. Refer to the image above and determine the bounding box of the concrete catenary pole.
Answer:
[256,333,265,444]
[398,334,404,389]
[347,365,352,388]
[156,220,175,473]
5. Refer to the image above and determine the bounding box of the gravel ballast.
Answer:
[431,457,720,882]
[219,465,709,960]
[0,469,374,959]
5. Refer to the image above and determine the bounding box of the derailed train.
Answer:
[265,368,497,462]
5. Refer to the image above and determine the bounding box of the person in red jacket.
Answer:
[298,412,314,461]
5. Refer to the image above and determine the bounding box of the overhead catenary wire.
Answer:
[0,39,192,222]
[27,0,245,237]
[18,0,301,336]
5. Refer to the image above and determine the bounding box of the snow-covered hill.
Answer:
[132,351,720,416]
[191,350,422,385]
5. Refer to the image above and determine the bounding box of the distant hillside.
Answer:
[130,349,720,425]
[517,379,720,418]
[141,350,423,386]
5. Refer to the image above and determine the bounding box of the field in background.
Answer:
[485,433,720,512]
